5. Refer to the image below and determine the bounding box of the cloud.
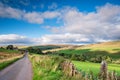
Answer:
[23,12,43,24]
[0,2,24,19]
[49,3,120,42]
[0,34,91,45]
[33,33,91,45]
[0,3,120,45]
[0,2,60,24]
[42,11,60,19]
[0,34,32,45]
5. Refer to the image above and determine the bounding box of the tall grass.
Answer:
[30,54,86,80]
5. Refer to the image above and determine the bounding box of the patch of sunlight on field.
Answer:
[76,41,120,53]
[72,61,120,76]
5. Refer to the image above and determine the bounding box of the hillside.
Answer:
[76,41,120,53]
[44,41,120,54]
[53,40,120,62]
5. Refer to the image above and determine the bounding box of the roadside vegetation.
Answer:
[0,57,21,70]
[30,54,120,80]
[30,54,73,80]
[0,45,23,70]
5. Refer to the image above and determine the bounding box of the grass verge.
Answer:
[0,57,21,71]
[30,54,83,80]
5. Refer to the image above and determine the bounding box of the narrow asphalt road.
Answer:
[0,52,32,80]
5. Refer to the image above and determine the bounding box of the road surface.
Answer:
[0,52,32,80]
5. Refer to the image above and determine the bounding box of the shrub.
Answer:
[27,47,42,54]
[6,45,14,50]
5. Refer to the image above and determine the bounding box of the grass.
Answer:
[57,41,120,55]
[0,48,19,53]
[30,54,82,80]
[57,48,120,60]
[72,61,120,76]
[28,45,61,50]
[0,57,21,70]
[30,54,64,80]
[0,48,23,70]
[76,41,120,53]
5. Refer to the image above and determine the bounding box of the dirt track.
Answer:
[0,53,32,80]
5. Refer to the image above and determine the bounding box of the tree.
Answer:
[27,47,34,53]
[6,45,14,50]
[27,47,42,54]
[35,48,42,54]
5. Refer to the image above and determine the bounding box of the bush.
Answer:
[27,47,42,54]
[6,45,14,50]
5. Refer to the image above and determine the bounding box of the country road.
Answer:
[0,53,32,80]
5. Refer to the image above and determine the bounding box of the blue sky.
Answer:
[0,0,120,45]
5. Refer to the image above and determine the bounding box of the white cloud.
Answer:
[0,2,24,19]
[0,3,120,45]
[42,11,60,19]
[35,33,91,44]
[23,12,43,24]
[0,2,60,24]
[49,3,120,42]
[0,34,32,45]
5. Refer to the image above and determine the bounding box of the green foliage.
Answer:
[27,47,42,54]
[30,45,61,50]
[30,55,86,80]
[56,49,120,63]
[30,55,66,80]
[6,45,14,50]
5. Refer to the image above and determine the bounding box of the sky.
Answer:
[0,0,120,45]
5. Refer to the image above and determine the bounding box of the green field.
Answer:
[56,41,120,61]
[72,61,120,76]
[29,45,61,50]
[0,48,19,53]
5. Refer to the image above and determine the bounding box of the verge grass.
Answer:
[30,54,82,80]
[30,54,64,80]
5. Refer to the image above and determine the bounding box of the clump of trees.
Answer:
[58,53,112,63]
[6,45,18,50]
[27,47,42,54]
[6,45,14,50]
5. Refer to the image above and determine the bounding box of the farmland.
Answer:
[72,61,120,76]
[0,47,23,70]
